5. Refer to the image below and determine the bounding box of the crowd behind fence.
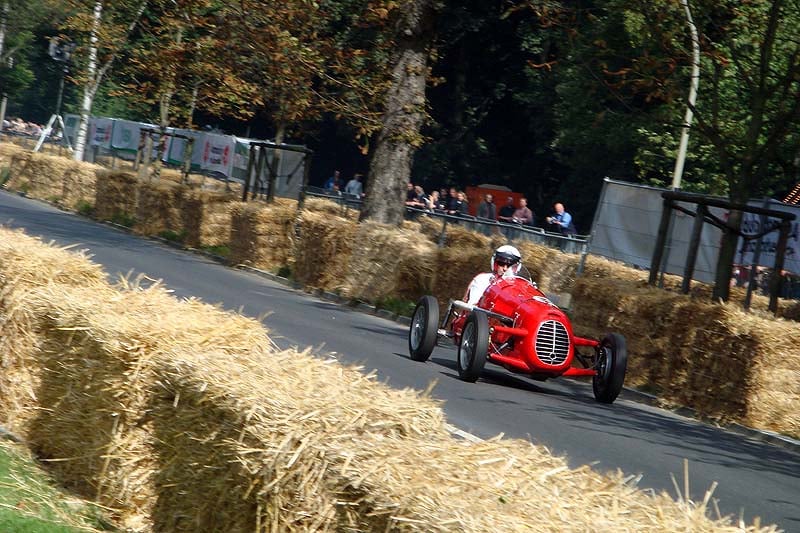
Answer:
[305,187,590,256]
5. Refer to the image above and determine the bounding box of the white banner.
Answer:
[89,118,114,148]
[199,133,235,176]
[111,119,155,153]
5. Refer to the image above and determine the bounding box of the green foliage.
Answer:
[376,296,416,318]
[158,228,187,243]
[200,244,229,258]
[0,439,114,531]
[75,199,94,217]
[110,210,135,228]
[276,265,292,279]
[0,167,10,187]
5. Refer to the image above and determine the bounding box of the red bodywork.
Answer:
[451,276,599,378]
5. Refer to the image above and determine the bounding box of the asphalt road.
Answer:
[1,189,798,531]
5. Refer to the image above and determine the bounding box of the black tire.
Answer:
[457,312,489,382]
[408,295,439,362]
[592,333,628,404]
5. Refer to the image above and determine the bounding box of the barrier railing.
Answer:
[304,187,589,256]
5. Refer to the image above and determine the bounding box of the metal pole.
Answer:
[682,204,706,293]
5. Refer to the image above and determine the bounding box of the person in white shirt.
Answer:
[344,174,364,198]
[464,245,523,306]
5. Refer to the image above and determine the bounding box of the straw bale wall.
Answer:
[293,210,358,291]
[94,170,139,223]
[340,223,437,303]
[61,160,100,209]
[135,180,186,236]
[0,227,774,532]
[5,151,67,202]
[229,199,297,270]
[0,141,27,167]
[181,189,237,247]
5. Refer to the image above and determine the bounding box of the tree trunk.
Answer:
[73,1,102,162]
[359,0,436,225]
[267,122,285,203]
[713,208,743,301]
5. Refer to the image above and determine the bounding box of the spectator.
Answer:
[545,202,576,235]
[447,190,469,216]
[497,196,516,223]
[477,193,497,220]
[344,173,364,198]
[324,170,341,191]
[406,182,417,203]
[426,190,446,212]
[512,197,534,225]
[405,184,427,208]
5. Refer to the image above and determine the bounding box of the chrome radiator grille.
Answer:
[535,320,570,365]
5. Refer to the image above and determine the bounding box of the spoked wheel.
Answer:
[457,312,489,382]
[592,333,628,404]
[408,295,439,362]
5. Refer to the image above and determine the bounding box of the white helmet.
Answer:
[491,245,522,277]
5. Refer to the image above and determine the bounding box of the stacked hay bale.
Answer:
[135,180,186,237]
[0,141,26,168]
[61,160,100,210]
[181,189,237,247]
[293,210,358,291]
[5,151,70,202]
[340,222,437,303]
[0,228,778,532]
[94,170,139,224]
[229,199,297,270]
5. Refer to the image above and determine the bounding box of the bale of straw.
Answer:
[61,160,100,209]
[5,151,68,202]
[0,141,27,167]
[134,180,186,237]
[94,170,139,223]
[294,210,358,291]
[229,200,297,270]
[340,223,437,303]
[303,196,356,219]
[432,247,488,310]
[181,189,237,247]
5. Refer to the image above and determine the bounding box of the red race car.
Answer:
[408,267,628,404]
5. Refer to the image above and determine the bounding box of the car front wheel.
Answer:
[457,311,489,382]
[409,295,439,362]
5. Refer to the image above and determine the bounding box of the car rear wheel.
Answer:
[592,333,628,404]
[457,312,489,382]
[409,295,439,362]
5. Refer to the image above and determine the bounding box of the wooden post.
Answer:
[297,153,311,210]
[768,220,791,314]
[682,204,706,293]
[649,199,673,285]
[242,145,256,201]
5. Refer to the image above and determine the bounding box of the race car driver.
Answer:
[464,245,522,306]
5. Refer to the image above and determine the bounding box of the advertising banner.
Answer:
[88,118,114,148]
[199,133,235,176]
[737,201,800,274]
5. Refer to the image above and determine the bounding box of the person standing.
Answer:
[324,170,341,191]
[497,196,516,222]
[546,202,577,235]
[477,193,497,220]
[345,174,364,198]
[512,197,534,226]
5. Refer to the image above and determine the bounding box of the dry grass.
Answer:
[229,199,298,270]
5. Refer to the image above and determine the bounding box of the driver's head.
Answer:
[491,245,522,277]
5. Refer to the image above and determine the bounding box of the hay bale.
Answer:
[340,223,437,303]
[5,151,70,202]
[181,189,237,247]
[0,141,26,167]
[432,247,488,310]
[94,170,139,223]
[61,160,100,209]
[294,210,358,291]
[229,199,297,270]
[135,180,186,237]
[303,196,357,219]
